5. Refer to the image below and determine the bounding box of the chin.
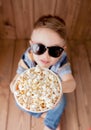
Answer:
[37,63,50,68]
[39,65,49,68]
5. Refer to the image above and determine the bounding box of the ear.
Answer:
[63,45,67,51]
[29,40,32,45]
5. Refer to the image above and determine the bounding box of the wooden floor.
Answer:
[0,40,91,130]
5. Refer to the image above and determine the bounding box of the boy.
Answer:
[10,15,76,130]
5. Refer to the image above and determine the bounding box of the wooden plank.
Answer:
[64,93,79,130]
[0,1,5,38]
[69,41,91,130]
[11,0,25,39]
[31,117,44,130]
[0,40,14,87]
[72,0,91,40]
[10,40,27,78]
[76,42,91,124]
[0,88,8,130]
[60,112,66,130]
[0,40,14,130]
[65,0,81,39]
[7,40,31,130]
[21,0,34,39]
[1,0,16,39]
[81,0,91,40]
[34,0,57,22]
[2,0,14,25]
[84,40,91,64]
[55,0,68,20]
[55,0,81,40]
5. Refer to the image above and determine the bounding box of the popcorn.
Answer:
[14,66,62,113]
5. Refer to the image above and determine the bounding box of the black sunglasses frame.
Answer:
[30,43,64,58]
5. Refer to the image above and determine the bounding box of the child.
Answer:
[10,15,76,130]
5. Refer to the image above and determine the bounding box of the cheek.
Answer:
[32,54,37,59]
[32,53,40,61]
[50,57,60,64]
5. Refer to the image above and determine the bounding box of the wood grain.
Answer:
[0,0,91,39]
[7,40,31,130]
[0,40,14,130]
[69,41,91,130]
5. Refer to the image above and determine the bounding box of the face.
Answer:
[30,28,66,68]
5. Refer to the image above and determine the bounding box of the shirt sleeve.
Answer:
[16,47,35,74]
[57,62,72,78]
[16,65,27,74]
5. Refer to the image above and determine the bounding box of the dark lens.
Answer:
[31,44,46,55]
[49,46,64,57]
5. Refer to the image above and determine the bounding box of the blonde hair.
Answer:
[34,15,66,40]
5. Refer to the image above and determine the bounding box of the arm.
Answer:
[61,73,76,93]
[57,61,76,93]
[10,49,35,93]
[10,59,29,93]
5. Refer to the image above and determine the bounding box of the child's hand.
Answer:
[61,79,76,93]
[52,94,63,109]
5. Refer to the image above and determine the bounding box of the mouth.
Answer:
[40,60,50,64]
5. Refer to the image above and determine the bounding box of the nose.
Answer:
[42,49,50,59]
